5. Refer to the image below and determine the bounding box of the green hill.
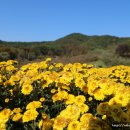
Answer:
[0,33,130,66]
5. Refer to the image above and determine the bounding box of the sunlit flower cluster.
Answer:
[0,58,130,130]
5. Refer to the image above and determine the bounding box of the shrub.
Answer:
[0,52,10,61]
[116,44,130,57]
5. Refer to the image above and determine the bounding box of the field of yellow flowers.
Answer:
[0,58,130,130]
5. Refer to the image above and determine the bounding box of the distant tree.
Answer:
[0,52,10,61]
[28,51,36,60]
[23,48,30,60]
[8,48,18,59]
[116,44,130,57]
[61,44,88,56]
[40,46,50,55]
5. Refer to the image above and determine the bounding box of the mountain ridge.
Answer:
[0,32,130,66]
[0,33,130,43]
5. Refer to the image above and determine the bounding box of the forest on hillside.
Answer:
[0,33,130,67]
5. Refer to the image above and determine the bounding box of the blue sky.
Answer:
[0,0,130,41]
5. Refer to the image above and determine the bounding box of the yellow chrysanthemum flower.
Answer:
[22,109,39,123]
[53,116,68,130]
[5,98,9,103]
[0,108,12,123]
[13,108,22,113]
[93,88,105,101]
[38,118,53,130]
[21,84,33,95]
[114,95,129,107]
[110,104,122,122]
[80,113,93,123]
[68,121,80,130]
[79,104,89,114]
[45,57,52,62]
[62,104,80,121]
[0,121,6,130]
[26,101,42,110]
[74,95,86,105]
[52,90,68,102]
[75,78,86,89]
[88,97,93,101]
[51,89,57,94]
[97,102,110,115]
[121,112,130,123]
[12,113,22,122]
[65,94,75,105]
[40,97,45,102]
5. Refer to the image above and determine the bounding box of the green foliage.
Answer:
[0,52,10,61]
[0,33,130,66]
[116,44,130,57]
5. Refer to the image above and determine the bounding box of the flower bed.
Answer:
[0,58,130,130]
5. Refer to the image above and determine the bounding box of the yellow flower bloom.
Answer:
[5,98,9,103]
[40,97,45,102]
[102,115,106,120]
[55,63,63,68]
[22,109,39,122]
[41,78,50,89]
[53,116,68,130]
[62,104,80,121]
[0,108,12,123]
[79,104,89,114]
[52,90,68,102]
[12,113,22,121]
[13,108,22,113]
[80,113,93,123]
[0,121,6,130]
[110,104,122,122]
[68,121,80,130]
[9,89,13,95]
[6,65,17,71]
[38,120,43,129]
[114,89,130,107]
[42,113,48,119]
[121,112,129,123]
[52,93,61,102]
[21,84,33,95]
[26,101,42,110]
[74,95,86,105]
[75,78,85,89]
[93,88,105,101]
[45,58,52,62]
[59,91,68,100]
[0,75,3,85]
[49,65,54,70]
[51,89,57,94]
[8,79,15,86]
[97,102,110,115]
[79,121,88,130]
[108,98,118,106]
[38,118,54,130]
[82,85,88,94]
[65,94,75,105]
[39,61,48,69]
[88,97,93,101]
